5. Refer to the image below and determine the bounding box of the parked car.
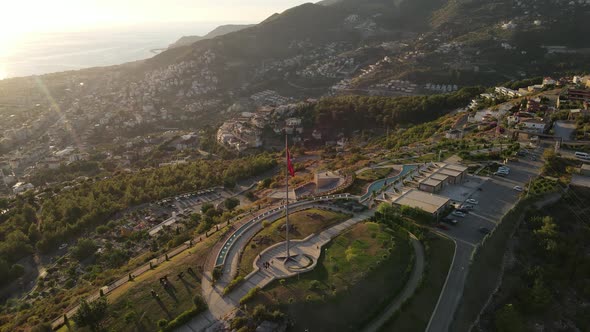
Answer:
[498,166,510,171]
[452,211,466,217]
[493,172,507,176]
[478,227,491,234]
[456,208,469,214]
[513,186,523,192]
[466,199,479,205]
[442,217,458,225]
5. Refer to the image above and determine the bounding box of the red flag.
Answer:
[286,148,295,177]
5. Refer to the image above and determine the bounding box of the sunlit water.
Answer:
[0,22,224,80]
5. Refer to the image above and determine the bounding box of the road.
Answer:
[553,120,576,141]
[426,151,542,332]
[362,234,425,332]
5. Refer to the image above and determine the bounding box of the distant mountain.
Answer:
[168,24,255,49]
[317,0,344,5]
[3,0,589,134]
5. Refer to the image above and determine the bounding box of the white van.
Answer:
[575,152,590,160]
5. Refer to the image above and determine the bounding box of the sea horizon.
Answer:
[0,21,248,80]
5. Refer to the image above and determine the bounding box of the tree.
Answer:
[224,197,240,211]
[494,304,526,332]
[73,298,108,331]
[27,223,41,243]
[30,323,52,332]
[527,277,552,312]
[96,225,109,235]
[201,203,214,214]
[71,238,98,261]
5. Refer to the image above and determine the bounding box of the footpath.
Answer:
[179,210,374,331]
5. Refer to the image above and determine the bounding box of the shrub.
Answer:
[160,305,207,332]
[309,280,321,291]
[124,310,136,323]
[223,276,244,295]
[230,316,248,329]
[157,319,168,328]
[193,294,206,309]
[212,267,222,282]
[239,287,260,305]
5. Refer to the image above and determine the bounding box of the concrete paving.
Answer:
[181,209,374,331]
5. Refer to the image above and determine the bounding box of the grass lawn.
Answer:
[251,222,415,331]
[379,234,454,331]
[100,232,220,331]
[349,167,396,195]
[238,208,350,278]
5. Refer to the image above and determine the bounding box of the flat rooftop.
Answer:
[431,174,449,181]
[444,164,468,173]
[438,169,463,177]
[420,179,442,187]
[392,189,450,214]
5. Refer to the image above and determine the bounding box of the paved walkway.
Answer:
[362,234,424,332]
[180,210,374,331]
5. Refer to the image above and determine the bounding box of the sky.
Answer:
[0,0,312,42]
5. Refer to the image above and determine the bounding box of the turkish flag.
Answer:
[287,148,295,177]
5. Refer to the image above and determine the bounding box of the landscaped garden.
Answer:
[348,167,397,195]
[237,208,350,278]
[245,222,415,331]
[527,176,559,196]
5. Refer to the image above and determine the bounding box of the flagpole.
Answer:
[285,132,291,261]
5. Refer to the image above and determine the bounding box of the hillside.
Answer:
[167,24,255,49]
[1,0,589,152]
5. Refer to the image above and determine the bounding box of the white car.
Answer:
[452,211,466,218]
[466,199,479,205]
[513,186,523,192]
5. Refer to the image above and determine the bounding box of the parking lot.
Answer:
[440,153,542,245]
[148,188,232,236]
[427,149,543,332]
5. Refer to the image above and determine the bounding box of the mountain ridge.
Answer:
[167,24,256,49]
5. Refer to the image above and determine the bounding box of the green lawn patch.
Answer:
[238,208,350,278]
[379,234,454,331]
[252,222,415,331]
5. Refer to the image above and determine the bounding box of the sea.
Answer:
[0,22,227,80]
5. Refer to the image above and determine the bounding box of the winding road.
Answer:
[362,234,425,332]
